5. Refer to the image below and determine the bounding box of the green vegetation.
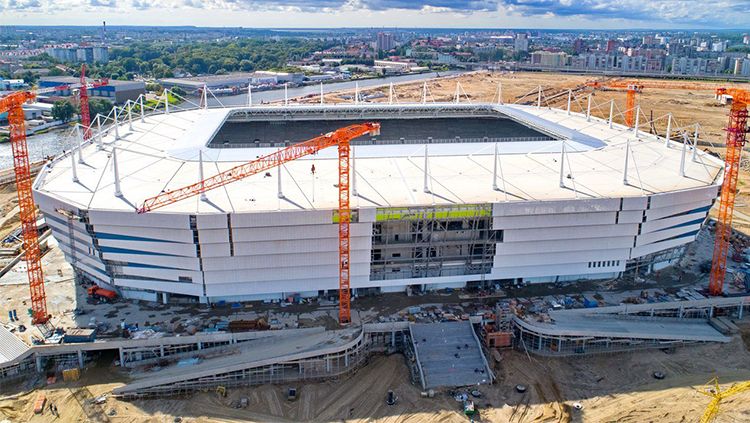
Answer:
[51,100,76,123]
[86,98,114,120]
[142,92,181,110]
[728,45,750,53]
[79,39,334,81]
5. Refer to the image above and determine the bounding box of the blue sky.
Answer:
[1,0,749,29]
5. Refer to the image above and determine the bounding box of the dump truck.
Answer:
[87,285,117,302]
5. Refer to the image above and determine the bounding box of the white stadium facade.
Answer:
[32,99,723,304]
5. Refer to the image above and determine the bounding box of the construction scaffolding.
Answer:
[370,204,498,282]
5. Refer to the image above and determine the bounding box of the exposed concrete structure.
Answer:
[514,296,742,356]
[409,322,493,389]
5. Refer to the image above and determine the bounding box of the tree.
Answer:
[47,67,65,77]
[145,82,163,92]
[86,99,114,120]
[239,59,254,72]
[52,100,76,123]
[170,86,186,97]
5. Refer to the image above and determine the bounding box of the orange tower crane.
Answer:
[585,80,643,127]
[709,88,750,296]
[586,80,725,128]
[0,91,49,324]
[137,122,381,324]
[0,74,112,326]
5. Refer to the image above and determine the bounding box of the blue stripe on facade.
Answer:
[96,232,176,243]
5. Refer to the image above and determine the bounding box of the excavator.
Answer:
[698,377,750,422]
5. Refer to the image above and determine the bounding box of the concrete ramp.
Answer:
[514,304,733,356]
[409,322,492,389]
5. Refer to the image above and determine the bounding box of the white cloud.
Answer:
[0,0,747,27]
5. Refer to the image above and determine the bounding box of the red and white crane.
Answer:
[76,64,109,140]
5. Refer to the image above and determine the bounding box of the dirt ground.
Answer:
[3,330,750,423]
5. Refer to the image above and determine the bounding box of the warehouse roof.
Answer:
[33,102,723,215]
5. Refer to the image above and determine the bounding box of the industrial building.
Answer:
[37,76,145,104]
[159,71,304,95]
[32,99,722,305]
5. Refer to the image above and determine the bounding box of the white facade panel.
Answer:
[196,213,228,229]
[205,280,331,297]
[88,210,191,229]
[120,267,203,283]
[649,187,717,209]
[504,223,638,242]
[491,262,592,279]
[92,225,194,243]
[493,211,616,229]
[231,210,332,228]
[74,253,108,273]
[231,223,371,242]
[200,243,230,258]
[77,261,110,282]
[232,236,371,256]
[631,235,695,258]
[102,252,201,271]
[496,237,634,255]
[617,210,644,224]
[114,278,203,296]
[645,199,711,221]
[493,198,620,217]
[198,228,230,244]
[621,196,648,210]
[636,222,702,246]
[641,211,706,234]
[201,250,371,271]
[203,263,369,284]
[358,207,377,223]
[97,238,197,257]
[45,219,92,247]
[495,248,630,267]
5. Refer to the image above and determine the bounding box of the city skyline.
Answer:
[1,0,749,29]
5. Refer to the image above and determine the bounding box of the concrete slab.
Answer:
[410,321,491,389]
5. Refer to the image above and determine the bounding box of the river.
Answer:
[0,71,466,171]
[0,127,80,170]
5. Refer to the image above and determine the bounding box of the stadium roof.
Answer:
[34,102,723,215]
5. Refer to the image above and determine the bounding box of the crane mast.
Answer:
[79,64,92,140]
[138,122,381,324]
[0,92,49,324]
[709,88,749,296]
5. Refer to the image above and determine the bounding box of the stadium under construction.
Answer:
[0,86,743,398]
[32,98,723,305]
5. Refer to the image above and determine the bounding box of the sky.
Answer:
[1,0,749,29]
